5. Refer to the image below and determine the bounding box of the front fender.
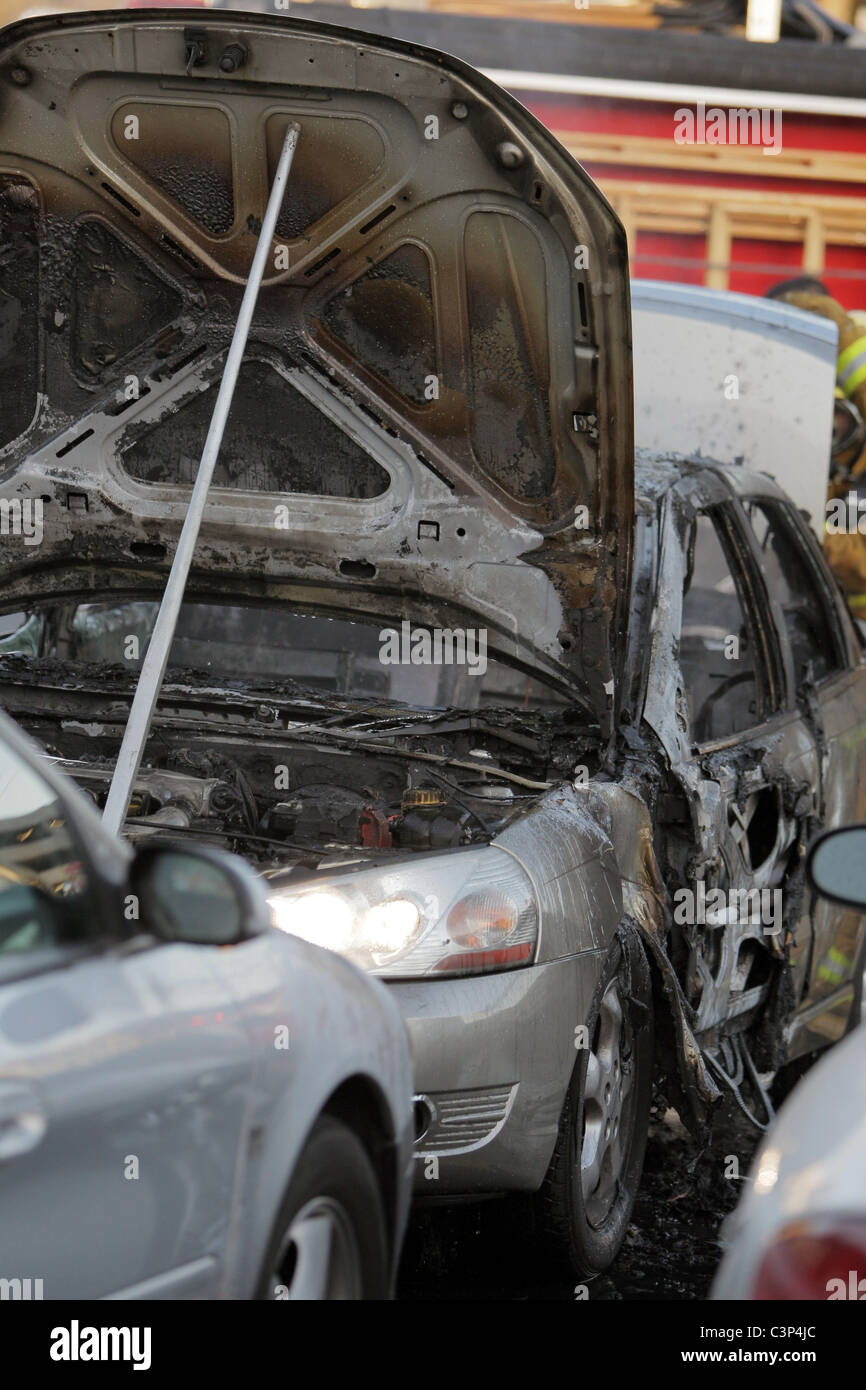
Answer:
[215,930,413,1297]
[498,779,721,1135]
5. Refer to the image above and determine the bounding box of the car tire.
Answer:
[534,930,654,1277]
[256,1116,390,1301]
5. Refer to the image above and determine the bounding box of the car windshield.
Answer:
[0,601,571,715]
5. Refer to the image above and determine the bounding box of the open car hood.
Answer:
[0,9,632,733]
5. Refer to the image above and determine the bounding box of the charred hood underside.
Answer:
[0,8,633,733]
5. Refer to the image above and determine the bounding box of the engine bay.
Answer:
[0,653,594,869]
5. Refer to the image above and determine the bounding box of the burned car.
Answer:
[0,9,865,1277]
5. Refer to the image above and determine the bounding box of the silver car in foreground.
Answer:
[0,711,413,1300]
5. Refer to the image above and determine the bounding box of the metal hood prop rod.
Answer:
[102,125,300,837]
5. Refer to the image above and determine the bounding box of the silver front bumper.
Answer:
[389,951,603,1195]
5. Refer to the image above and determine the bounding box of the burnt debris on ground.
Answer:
[398,1105,760,1300]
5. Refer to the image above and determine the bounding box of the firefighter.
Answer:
[765,281,865,1000]
[765,277,866,614]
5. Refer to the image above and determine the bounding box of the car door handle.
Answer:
[0,1082,47,1160]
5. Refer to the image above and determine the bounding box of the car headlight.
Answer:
[267,846,538,978]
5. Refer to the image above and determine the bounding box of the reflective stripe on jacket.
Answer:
[837,335,866,398]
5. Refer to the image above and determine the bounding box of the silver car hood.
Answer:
[0,9,632,731]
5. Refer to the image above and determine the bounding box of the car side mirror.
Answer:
[807,825,866,910]
[129,840,271,946]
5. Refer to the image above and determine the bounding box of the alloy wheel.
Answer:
[269,1196,363,1300]
[580,977,636,1229]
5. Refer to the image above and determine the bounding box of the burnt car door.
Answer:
[645,467,819,1120]
[735,489,866,1052]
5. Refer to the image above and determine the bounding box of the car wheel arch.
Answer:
[586,780,726,1137]
[319,1074,402,1257]
[235,1068,404,1298]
